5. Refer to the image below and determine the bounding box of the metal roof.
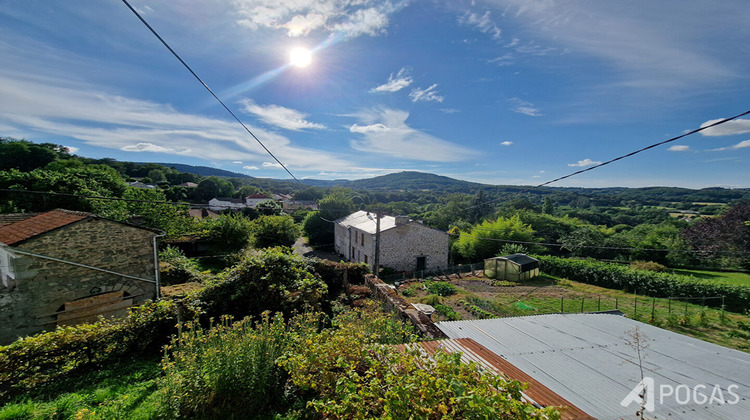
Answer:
[334,210,398,234]
[437,313,750,419]
[491,253,539,267]
[398,338,595,420]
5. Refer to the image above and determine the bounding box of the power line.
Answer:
[119,0,301,184]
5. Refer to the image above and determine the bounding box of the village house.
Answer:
[208,197,246,211]
[334,210,449,273]
[0,209,161,345]
[245,193,273,208]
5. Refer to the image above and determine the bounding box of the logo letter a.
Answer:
[620,377,655,413]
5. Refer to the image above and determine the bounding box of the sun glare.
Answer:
[289,47,312,68]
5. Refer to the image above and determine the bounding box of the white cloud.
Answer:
[233,0,404,38]
[490,0,740,89]
[509,97,541,116]
[458,11,502,40]
[243,165,259,170]
[233,161,243,164]
[263,162,283,168]
[500,141,513,146]
[489,53,515,66]
[240,99,326,131]
[409,84,444,103]
[64,145,79,154]
[568,158,602,167]
[441,108,460,114]
[348,107,476,162]
[699,118,750,137]
[711,139,750,151]
[370,68,412,93]
[667,145,690,152]
[121,143,171,153]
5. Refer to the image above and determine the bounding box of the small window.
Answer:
[361,233,364,246]
[364,255,368,264]
[355,231,358,243]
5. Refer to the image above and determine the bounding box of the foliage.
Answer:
[434,304,461,320]
[421,294,442,306]
[197,247,328,320]
[159,314,292,418]
[280,304,555,420]
[424,280,458,296]
[630,261,666,272]
[453,215,539,261]
[0,300,177,402]
[301,211,332,246]
[249,214,300,248]
[0,137,69,172]
[400,286,417,297]
[537,256,750,313]
[204,213,254,252]
[500,243,528,255]
[682,204,750,270]
[159,246,206,285]
[302,189,356,246]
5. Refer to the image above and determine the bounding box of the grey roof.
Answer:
[334,210,398,234]
[437,313,750,419]
[494,253,539,267]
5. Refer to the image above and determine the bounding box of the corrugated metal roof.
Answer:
[437,313,750,419]
[400,338,595,420]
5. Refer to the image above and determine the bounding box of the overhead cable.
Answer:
[119,0,301,184]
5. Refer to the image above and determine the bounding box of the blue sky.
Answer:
[1,0,749,188]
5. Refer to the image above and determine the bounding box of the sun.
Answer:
[289,47,312,68]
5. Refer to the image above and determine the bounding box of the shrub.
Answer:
[630,261,666,272]
[159,246,205,285]
[434,304,461,321]
[424,281,457,297]
[537,256,750,313]
[400,286,417,297]
[421,294,442,306]
[0,300,178,401]
[249,214,300,248]
[159,313,292,418]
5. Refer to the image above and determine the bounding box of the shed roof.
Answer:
[0,209,90,245]
[437,313,750,419]
[494,253,539,266]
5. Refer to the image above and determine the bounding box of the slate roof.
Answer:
[0,209,90,245]
[437,313,750,419]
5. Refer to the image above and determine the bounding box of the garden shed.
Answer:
[484,254,539,281]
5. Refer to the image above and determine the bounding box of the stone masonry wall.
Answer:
[0,219,157,344]
[380,223,449,272]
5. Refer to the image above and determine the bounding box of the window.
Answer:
[364,255,368,264]
[361,233,364,246]
[355,231,358,243]
[351,246,355,260]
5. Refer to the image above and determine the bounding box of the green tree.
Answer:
[206,214,255,252]
[302,189,355,246]
[250,215,300,248]
[453,215,539,261]
[0,137,65,171]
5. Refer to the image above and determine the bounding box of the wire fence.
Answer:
[379,263,484,284]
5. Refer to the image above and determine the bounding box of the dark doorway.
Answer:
[416,256,426,271]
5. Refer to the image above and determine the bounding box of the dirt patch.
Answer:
[161,282,203,298]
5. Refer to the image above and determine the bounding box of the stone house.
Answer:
[0,209,161,345]
[334,211,449,273]
[245,193,273,208]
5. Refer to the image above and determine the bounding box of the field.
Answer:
[398,273,750,353]
[668,268,750,287]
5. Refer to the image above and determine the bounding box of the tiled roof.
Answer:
[0,209,90,245]
[0,213,40,228]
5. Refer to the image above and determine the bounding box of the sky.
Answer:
[1,0,749,188]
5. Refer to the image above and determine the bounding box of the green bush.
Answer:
[159,246,205,285]
[400,286,417,297]
[249,214,300,248]
[421,294,442,306]
[537,256,750,313]
[160,313,292,418]
[0,300,178,401]
[424,281,457,297]
[630,260,666,272]
[434,304,461,321]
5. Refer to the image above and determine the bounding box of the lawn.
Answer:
[668,268,750,287]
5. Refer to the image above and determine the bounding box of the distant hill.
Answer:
[154,163,252,179]
[345,171,487,191]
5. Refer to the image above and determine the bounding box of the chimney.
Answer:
[395,215,410,226]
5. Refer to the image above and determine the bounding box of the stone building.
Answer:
[334,211,449,273]
[0,209,161,345]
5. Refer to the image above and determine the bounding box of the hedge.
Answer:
[537,256,750,313]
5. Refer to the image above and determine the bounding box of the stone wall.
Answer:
[380,222,449,272]
[0,218,157,345]
[364,274,446,339]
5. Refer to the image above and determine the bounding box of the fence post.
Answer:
[598,296,601,312]
[615,297,618,309]
[651,298,655,320]
[634,295,637,317]
[668,297,671,315]
[581,297,585,313]
[561,297,564,313]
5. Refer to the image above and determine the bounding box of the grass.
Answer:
[0,357,163,420]
[666,268,750,287]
